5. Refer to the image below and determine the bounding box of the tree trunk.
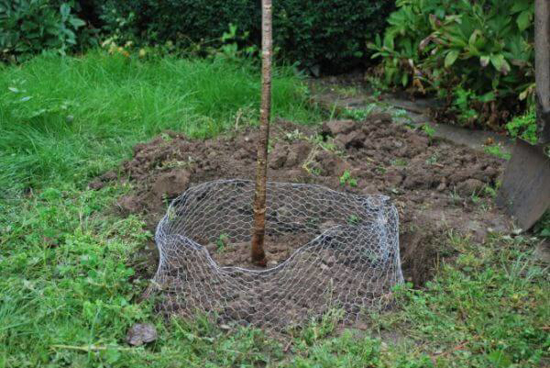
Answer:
[251,0,272,266]
[536,0,550,144]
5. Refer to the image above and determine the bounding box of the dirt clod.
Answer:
[152,170,191,199]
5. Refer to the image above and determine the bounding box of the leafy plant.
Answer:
[0,0,92,62]
[506,107,538,144]
[484,144,511,160]
[342,104,377,121]
[370,0,535,131]
[339,170,357,188]
[348,214,360,225]
[216,233,229,252]
[421,123,436,138]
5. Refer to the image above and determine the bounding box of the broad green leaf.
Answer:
[468,30,479,47]
[60,3,70,21]
[511,0,531,14]
[479,92,495,103]
[401,73,408,87]
[519,89,529,100]
[480,56,490,67]
[21,21,36,31]
[445,50,460,68]
[517,10,531,32]
[69,18,85,28]
[501,59,511,75]
[490,54,504,71]
[383,34,395,50]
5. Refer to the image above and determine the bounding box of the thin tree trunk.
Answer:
[251,0,272,266]
[535,0,550,144]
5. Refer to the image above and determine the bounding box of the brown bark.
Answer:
[535,0,550,144]
[251,0,272,266]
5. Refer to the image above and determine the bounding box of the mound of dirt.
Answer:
[93,115,511,286]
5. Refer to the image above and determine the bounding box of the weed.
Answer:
[348,215,360,225]
[483,183,499,198]
[421,123,436,139]
[391,108,410,121]
[506,107,538,144]
[339,170,357,187]
[484,144,511,160]
[391,158,408,167]
[375,166,387,175]
[425,153,439,165]
[216,233,229,252]
[284,129,307,142]
[341,103,377,121]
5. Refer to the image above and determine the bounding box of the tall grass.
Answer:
[0,51,321,195]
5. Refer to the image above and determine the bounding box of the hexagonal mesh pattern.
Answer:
[152,179,403,329]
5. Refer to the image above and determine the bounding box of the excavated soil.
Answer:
[92,114,511,286]
[205,233,312,270]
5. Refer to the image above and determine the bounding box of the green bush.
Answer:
[370,0,535,131]
[0,0,95,62]
[98,0,393,73]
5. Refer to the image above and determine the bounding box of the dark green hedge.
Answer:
[98,0,394,73]
[1,0,393,71]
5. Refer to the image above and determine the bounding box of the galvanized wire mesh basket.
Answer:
[152,179,403,329]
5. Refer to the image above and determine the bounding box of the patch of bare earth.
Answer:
[92,115,511,286]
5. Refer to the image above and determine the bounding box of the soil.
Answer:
[92,114,511,287]
[205,233,312,270]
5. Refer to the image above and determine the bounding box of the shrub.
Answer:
[370,0,535,131]
[0,0,94,62]
[98,0,393,73]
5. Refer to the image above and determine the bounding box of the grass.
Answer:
[0,52,549,367]
[0,51,321,195]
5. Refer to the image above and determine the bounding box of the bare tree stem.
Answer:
[251,0,272,266]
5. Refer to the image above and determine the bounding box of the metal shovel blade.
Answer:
[496,139,550,230]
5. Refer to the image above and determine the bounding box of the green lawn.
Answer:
[0,52,548,368]
[0,51,319,195]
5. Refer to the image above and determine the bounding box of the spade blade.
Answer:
[496,139,550,230]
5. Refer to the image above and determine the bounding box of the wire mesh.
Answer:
[153,179,403,329]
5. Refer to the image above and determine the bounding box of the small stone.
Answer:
[126,323,158,346]
[220,324,232,331]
